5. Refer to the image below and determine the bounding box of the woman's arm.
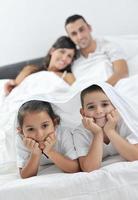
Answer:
[4,64,40,95]
[15,64,40,85]
[54,71,76,85]
[63,72,76,85]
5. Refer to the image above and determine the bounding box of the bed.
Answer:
[0,35,138,200]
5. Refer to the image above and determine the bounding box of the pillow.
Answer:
[104,35,138,59]
[127,55,138,76]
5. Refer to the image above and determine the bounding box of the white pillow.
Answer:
[104,35,138,59]
[127,55,138,76]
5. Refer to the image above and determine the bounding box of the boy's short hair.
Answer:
[80,85,103,107]
[65,14,88,27]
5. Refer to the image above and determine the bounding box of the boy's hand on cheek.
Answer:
[43,132,56,156]
[82,117,103,135]
[104,109,119,135]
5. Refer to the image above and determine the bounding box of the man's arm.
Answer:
[106,59,128,86]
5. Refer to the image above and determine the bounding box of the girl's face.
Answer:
[20,111,55,143]
[80,91,114,127]
[49,48,75,71]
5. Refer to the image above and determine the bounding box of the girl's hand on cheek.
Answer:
[43,132,56,156]
[23,137,42,155]
[82,117,103,135]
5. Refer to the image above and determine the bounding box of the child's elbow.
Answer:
[80,163,101,172]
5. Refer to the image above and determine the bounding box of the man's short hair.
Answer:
[80,85,103,107]
[65,14,88,27]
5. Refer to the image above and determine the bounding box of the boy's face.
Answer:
[80,91,114,127]
[20,111,55,143]
[65,19,92,49]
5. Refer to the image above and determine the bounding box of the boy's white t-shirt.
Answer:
[72,38,126,79]
[16,125,77,168]
[72,118,138,159]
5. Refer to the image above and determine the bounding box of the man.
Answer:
[65,14,128,86]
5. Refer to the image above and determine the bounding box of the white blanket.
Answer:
[0,157,138,200]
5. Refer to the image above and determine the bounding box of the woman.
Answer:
[4,36,78,95]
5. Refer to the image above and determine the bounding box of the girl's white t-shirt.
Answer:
[16,125,77,168]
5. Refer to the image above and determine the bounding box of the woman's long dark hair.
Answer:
[42,36,78,72]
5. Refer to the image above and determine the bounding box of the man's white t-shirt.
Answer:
[16,125,77,168]
[72,118,138,159]
[72,38,126,79]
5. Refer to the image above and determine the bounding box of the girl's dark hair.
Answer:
[81,85,103,107]
[42,36,78,72]
[17,100,60,128]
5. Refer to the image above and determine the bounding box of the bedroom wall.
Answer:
[0,0,138,66]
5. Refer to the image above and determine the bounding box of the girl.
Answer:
[16,100,79,178]
[72,82,138,172]
[4,36,78,95]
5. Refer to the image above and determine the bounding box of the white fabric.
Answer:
[0,158,138,200]
[16,125,77,168]
[72,38,126,78]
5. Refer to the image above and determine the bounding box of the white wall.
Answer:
[0,0,138,66]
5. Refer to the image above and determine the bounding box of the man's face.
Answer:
[65,19,92,49]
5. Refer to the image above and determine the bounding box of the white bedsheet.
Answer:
[0,156,138,200]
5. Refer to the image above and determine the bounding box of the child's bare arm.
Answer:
[43,133,80,173]
[45,150,80,173]
[104,110,138,161]
[79,117,104,172]
[79,132,103,172]
[20,138,42,178]
[19,151,41,178]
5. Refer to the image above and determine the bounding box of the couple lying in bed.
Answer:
[4,14,128,95]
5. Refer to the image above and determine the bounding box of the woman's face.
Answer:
[49,48,75,71]
[21,111,55,143]
[81,90,114,127]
